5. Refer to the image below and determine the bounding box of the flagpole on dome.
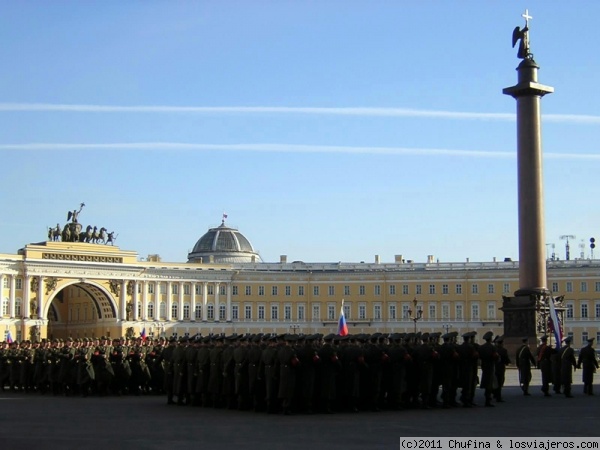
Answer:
[222,212,228,225]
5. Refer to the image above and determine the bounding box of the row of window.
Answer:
[3,277,600,296]
[4,297,600,322]
[124,301,501,322]
[119,281,600,297]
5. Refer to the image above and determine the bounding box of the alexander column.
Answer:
[501,10,554,350]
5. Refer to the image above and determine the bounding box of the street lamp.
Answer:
[406,297,423,333]
[289,324,300,334]
[442,323,452,335]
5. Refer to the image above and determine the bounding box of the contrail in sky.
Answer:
[0,103,598,124]
[0,142,598,160]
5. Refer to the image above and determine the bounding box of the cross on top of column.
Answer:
[522,9,532,28]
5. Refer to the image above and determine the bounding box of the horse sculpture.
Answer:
[92,227,108,244]
[48,224,62,242]
[79,225,94,243]
[61,222,82,242]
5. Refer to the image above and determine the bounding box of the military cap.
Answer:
[482,331,494,341]
[67,337,74,342]
[562,336,572,344]
[587,337,595,343]
[462,332,472,339]
[540,335,548,341]
[323,333,335,341]
[285,334,298,342]
[521,337,529,343]
[493,335,504,343]
[420,332,430,341]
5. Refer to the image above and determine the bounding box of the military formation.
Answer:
[0,336,160,397]
[0,331,597,414]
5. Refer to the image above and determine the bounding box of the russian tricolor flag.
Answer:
[548,296,563,349]
[337,301,348,336]
[6,330,13,344]
[140,327,147,341]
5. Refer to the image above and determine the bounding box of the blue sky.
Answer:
[1,2,598,264]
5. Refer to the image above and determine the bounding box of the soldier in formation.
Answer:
[2,330,593,412]
[577,337,599,395]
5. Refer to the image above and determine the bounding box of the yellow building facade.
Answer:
[1,223,599,347]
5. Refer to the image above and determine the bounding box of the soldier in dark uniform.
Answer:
[247,335,265,411]
[277,334,300,415]
[414,333,436,409]
[458,332,478,407]
[32,340,48,393]
[0,341,9,391]
[559,336,577,398]
[161,337,176,404]
[172,336,188,404]
[75,338,95,397]
[516,337,536,396]
[146,337,165,396]
[387,333,409,410]
[92,337,114,396]
[208,335,225,408]
[47,339,61,395]
[493,335,510,402]
[109,337,130,395]
[185,336,200,405]
[221,335,237,409]
[478,331,497,407]
[363,333,386,411]
[577,338,599,395]
[536,335,554,396]
[58,338,76,395]
[317,333,341,413]
[7,341,21,391]
[233,335,250,409]
[194,336,211,406]
[439,332,457,408]
[260,335,279,413]
[19,340,34,392]
[128,337,150,396]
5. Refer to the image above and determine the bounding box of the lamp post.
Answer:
[406,297,423,334]
[442,323,452,335]
[289,324,300,335]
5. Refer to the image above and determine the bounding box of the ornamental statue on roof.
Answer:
[47,202,117,245]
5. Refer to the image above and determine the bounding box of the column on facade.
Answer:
[202,282,208,322]
[226,282,232,322]
[37,276,44,319]
[155,282,161,320]
[0,274,3,316]
[23,275,31,318]
[9,275,15,318]
[132,281,139,321]
[167,281,173,321]
[214,282,220,322]
[178,282,184,321]
[141,281,148,321]
[191,282,197,322]
[120,280,127,321]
